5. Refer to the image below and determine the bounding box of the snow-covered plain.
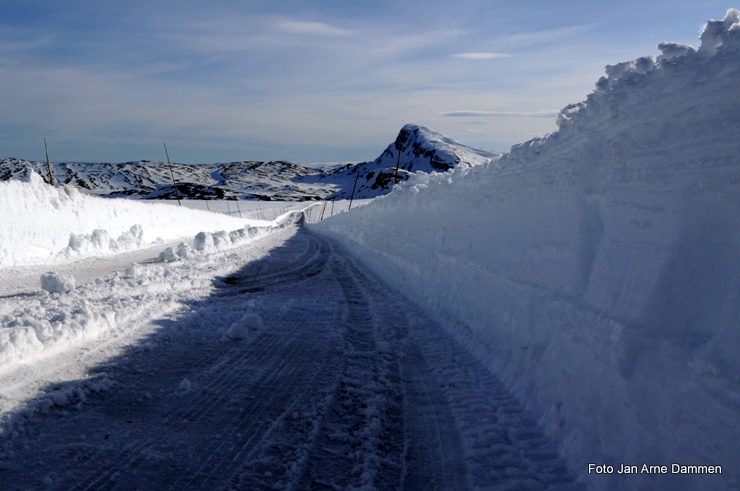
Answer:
[316,9,740,491]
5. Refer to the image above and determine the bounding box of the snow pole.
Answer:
[348,171,360,211]
[163,142,181,206]
[235,198,242,218]
[320,200,327,221]
[43,138,55,186]
[226,199,231,216]
[330,199,335,217]
[394,145,401,184]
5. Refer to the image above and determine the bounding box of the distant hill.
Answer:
[0,124,499,201]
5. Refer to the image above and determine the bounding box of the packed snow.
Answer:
[316,9,740,491]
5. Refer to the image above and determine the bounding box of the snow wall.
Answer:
[0,171,264,268]
[314,10,740,491]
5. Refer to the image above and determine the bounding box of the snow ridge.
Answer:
[0,170,271,268]
[315,9,740,491]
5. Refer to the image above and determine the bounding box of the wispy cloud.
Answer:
[442,110,558,118]
[453,52,511,60]
[276,20,353,37]
[489,24,599,50]
[0,3,617,163]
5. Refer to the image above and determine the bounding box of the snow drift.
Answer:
[315,10,740,491]
[0,171,269,268]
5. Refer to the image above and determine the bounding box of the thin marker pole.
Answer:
[226,199,231,216]
[235,198,242,218]
[394,135,405,185]
[348,172,360,211]
[163,142,181,206]
[44,138,55,186]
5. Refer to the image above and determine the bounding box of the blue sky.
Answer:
[0,1,733,164]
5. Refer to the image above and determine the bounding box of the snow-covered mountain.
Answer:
[0,124,498,201]
[320,124,499,199]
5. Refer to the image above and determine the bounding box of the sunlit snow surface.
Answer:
[0,171,272,269]
[0,173,302,374]
[316,9,740,490]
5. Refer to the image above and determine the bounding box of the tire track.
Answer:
[58,233,337,491]
[214,232,330,295]
[1,227,581,491]
[319,234,582,491]
[298,257,407,491]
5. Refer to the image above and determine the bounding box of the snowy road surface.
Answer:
[0,225,580,490]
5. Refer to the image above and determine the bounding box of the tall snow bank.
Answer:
[0,171,267,268]
[314,10,740,491]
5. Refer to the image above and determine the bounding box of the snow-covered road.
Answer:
[0,224,580,490]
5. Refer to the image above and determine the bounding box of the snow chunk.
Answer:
[51,392,69,407]
[657,42,695,61]
[193,231,214,252]
[40,272,75,293]
[223,311,264,341]
[699,8,740,55]
[22,169,45,185]
[158,247,178,262]
[178,378,192,391]
[224,322,249,340]
[176,242,194,259]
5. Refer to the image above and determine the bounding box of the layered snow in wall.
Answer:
[0,171,272,268]
[315,9,740,491]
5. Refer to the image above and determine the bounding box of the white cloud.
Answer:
[276,20,353,37]
[490,24,599,50]
[453,52,511,60]
[442,110,558,118]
